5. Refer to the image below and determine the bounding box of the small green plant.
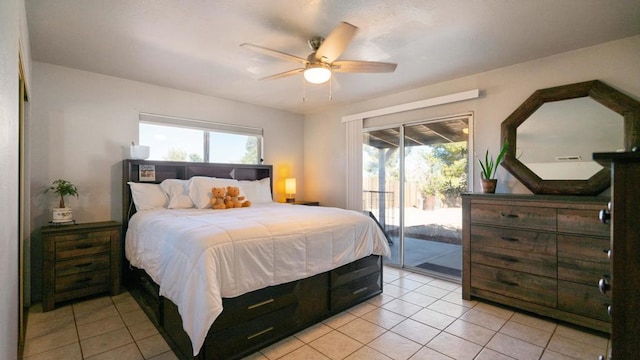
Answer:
[46,179,79,208]
[479,141,508,180]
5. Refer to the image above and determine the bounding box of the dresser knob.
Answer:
[599,208,611,224]
[598,278,611,296]
[607,305,612,317]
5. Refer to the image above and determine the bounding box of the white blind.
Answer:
[139,113,263,136]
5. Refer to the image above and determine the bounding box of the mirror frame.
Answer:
[500,80,640,195]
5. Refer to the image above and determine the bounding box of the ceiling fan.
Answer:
[241,22,397,85]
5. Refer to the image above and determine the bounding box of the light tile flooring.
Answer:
[23,266,610,360]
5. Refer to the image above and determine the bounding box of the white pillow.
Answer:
[188,176,244,209]
[239,178,272,204]
[160,179,194,209]
[127,182,168,211]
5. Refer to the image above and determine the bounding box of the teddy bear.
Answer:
[225,186,251,208]
[209,187,227,210]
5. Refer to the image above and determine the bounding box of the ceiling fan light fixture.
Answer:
[304,63,331,84]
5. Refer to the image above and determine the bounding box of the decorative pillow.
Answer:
[127,182,168,211]
[239,178,272,204]
[160,179,194,209]
[188,176,245,209]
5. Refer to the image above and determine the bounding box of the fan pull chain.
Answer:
[329,75,332,101]
[302,76,306,103]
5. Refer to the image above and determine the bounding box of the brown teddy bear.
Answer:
[209,187,227,210]
[225,186,251,208]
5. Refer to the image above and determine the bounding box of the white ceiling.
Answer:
[25,0,640,115]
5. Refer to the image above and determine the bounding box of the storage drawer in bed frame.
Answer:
[128,255,383,360]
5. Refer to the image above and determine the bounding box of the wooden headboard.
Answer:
[122,159,273,230]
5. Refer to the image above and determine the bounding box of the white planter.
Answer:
[52,208,73,223]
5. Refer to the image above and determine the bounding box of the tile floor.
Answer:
[23,266,610,360]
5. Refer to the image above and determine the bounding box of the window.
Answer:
[139,113,263,164]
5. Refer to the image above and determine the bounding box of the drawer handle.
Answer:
[598,278,610,296]
[501,236,519,242]
[500,213,519,219]
[247,326,274,340]
[247,298,274,310]
[498,256,519,263]
[75,244,93,249]
[75,277,92,283]
[500,280,519,287]
[352,287,369,295]
[75,262,93,268]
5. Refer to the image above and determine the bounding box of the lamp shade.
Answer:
[285,178,297,195]
[304,64,331,84]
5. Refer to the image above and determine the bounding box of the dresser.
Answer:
[42,221,121,311]
[462,194,611,333]
[594,151,640,359]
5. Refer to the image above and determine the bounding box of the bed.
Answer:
[122,159,390,360]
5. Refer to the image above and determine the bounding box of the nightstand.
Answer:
[291,201,320,206]
[42,221,121,311]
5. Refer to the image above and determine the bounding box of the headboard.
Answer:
[122,159,273,231]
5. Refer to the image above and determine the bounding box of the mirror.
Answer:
[501,80,640,195]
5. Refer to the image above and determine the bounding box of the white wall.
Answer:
[29,62,304,299]
[304,35,640,208]
[0,0,31,357]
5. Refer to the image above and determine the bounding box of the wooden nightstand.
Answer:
[291,201,319,206]
[42,221,121,311]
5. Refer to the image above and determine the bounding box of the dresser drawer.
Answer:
[55,269,110,293]
[331,271,382,310]
[331,255,381,288]
[558,258,609,285]
[55,233,111,259]
[471,246,556,277]
[471,263,557,307]
[213,282,298,331]
[55,254,110,277]
[471,204,556,231]
[558,208,610,237]
[470,225,556,255]
[558,235,609,263]
[558,280,611,322]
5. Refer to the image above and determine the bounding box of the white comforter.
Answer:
[125,203,390,355]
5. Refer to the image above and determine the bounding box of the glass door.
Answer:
[402,119,468,278]
[363,126,401,266]
[363,116,469,278]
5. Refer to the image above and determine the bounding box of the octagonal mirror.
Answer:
[500,80,640,195]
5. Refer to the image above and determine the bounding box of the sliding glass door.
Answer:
[363,116,469,278]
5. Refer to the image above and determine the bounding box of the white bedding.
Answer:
[125,202,390,355]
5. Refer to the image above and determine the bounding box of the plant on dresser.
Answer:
[462,194,611,333]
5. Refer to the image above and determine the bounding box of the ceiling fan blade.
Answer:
[259,68,304,80]
[332,60,397,73]
[241,43,307,64]
[315,22,358,63]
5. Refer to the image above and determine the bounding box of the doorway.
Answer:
[362,115,470,279]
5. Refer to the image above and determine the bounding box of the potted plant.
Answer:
[478,141,508,193]
[46,179,79,223]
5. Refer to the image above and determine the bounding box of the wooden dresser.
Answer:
[594,151,640,359]
[42,221,121,311]
[462,194,611,333]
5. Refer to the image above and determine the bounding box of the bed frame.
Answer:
[122,159,383,360]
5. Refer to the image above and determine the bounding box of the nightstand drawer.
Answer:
[55,254,110,277]
[56,234,111,259]
[55,269,110,293]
